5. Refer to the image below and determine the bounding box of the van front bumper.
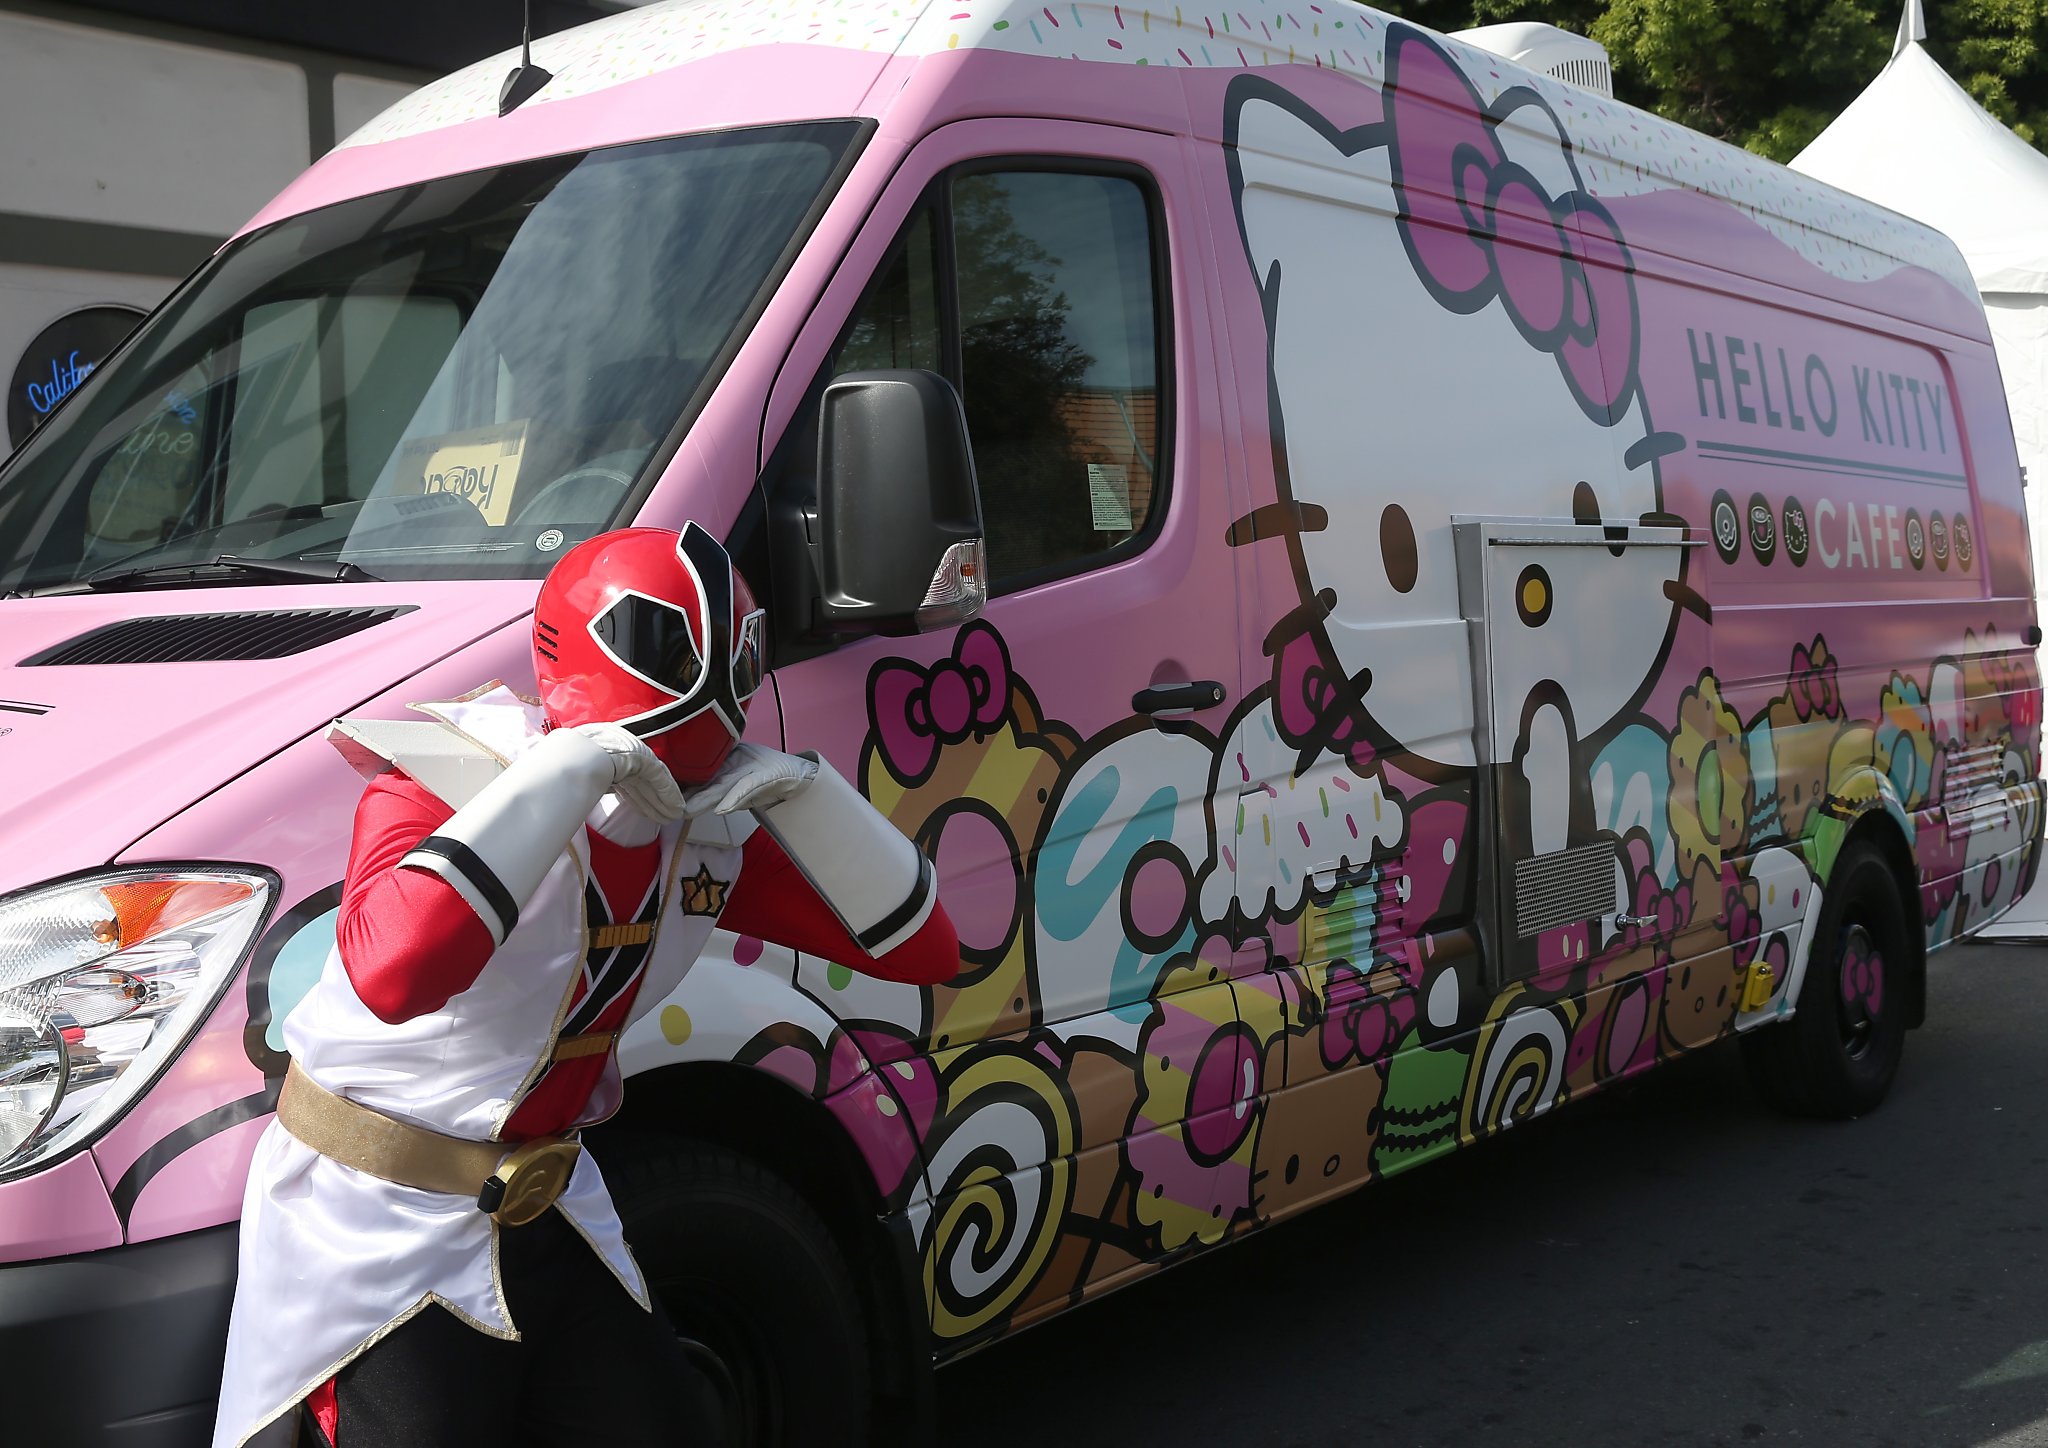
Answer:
[0,1222,237,1447]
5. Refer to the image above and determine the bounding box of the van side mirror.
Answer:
[813,369,985,635]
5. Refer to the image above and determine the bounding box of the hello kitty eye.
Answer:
[1380,505,1418,594]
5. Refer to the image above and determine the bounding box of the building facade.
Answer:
[1,1,636,449]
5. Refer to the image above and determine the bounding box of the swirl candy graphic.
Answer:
[917,1044,1079,1341]
[1461,995,1578,1142]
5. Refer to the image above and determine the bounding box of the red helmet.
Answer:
[532,524,765,783]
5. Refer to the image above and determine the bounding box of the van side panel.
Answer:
[719,21,2042,1359]
[1616,201,2041,963]
[1951,345,2036,605]
[1194,16,2040,1311]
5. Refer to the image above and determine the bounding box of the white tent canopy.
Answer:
[1792,39,2048,295]
[1791,8,2048,936]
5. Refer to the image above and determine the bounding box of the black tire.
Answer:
[1742,838,1911,1118]
[606,1140,871,1448]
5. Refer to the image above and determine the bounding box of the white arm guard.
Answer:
[752,754,936,958]
[398,728,614,946]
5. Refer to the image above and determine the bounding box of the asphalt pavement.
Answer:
[934,942,2048,1448]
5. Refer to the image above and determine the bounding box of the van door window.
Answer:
[833,205,943,376]
[811,166,1167,594]
[952,170,1161,584]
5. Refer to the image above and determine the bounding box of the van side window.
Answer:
[833,205,943,375]
[952,171,1161,583]
[819,166,1167,590]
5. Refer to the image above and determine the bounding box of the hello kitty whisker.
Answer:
[1227,501,1331,546]
[1664,578,1713,622]
[1262,589,1339,655]
[1625,431,1689,469]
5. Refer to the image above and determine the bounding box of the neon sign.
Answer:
[7,305,146,448]
[24,351,96,418]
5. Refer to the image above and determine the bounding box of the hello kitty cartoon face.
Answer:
[1226,29,1682,773]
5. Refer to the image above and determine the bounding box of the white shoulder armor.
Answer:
[752,754,934,957]
[325,717,506,810]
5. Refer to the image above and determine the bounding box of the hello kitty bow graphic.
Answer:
[868,622,1012,785]
[1385,28,1643,427]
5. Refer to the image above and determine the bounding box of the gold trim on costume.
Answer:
[551,1029,620,1062]
[494,844,593,1137]
[278,1063,517,1197]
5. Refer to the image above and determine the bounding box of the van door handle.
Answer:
[1133,681,1226,717]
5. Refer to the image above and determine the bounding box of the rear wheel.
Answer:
[607,1140,871,1447]
[1742,838,1911,1118]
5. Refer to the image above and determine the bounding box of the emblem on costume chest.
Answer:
[679,865,730,916]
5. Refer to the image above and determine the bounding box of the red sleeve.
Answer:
[335,772,499,1024]
[721,829,960,987]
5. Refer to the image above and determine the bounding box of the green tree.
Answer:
[1935,0,2048,144]
[1590,0,1889,158]
[1381,0,2048,158]
[1388,0,1609,32]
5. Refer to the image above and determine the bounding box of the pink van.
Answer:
[1,4,2039,1444]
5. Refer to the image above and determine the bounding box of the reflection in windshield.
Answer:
[0,122,861,593]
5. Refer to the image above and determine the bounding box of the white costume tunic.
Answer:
[214,690,737,1448]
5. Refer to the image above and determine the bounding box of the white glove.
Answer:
[399,722,680,946]
[679,743,820,817]
[570,722,687,823]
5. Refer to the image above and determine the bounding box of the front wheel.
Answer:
[1742,838,1911,1118]
[608,1140,871,1447]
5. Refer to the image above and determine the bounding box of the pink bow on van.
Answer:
[1385,28,1640,426]
[869,623,1013,783]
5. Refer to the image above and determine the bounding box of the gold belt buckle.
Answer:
[477,1136,582,1226]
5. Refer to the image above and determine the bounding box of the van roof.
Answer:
[278,0,1974,301]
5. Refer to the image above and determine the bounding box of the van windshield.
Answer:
[0,122,860,593]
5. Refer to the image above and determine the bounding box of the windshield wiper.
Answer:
[75,554,380,593]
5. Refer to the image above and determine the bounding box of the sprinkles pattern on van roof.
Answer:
[335,0,1973,297]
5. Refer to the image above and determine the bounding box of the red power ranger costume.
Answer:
[214,527,957,1448]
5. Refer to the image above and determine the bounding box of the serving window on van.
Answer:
[825,163,1169,591]
[0,122,865,593]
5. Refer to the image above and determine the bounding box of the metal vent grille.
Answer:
[23,606,414,666]
[1514,842,1621,938]
[1943,741,2012,837]
[1547,56,1614,96]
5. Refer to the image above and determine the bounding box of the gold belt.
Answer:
[276,1061,580,1227]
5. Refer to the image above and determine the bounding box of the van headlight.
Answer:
[0,869,273,1178]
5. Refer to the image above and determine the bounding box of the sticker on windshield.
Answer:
[394,421,528,526]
